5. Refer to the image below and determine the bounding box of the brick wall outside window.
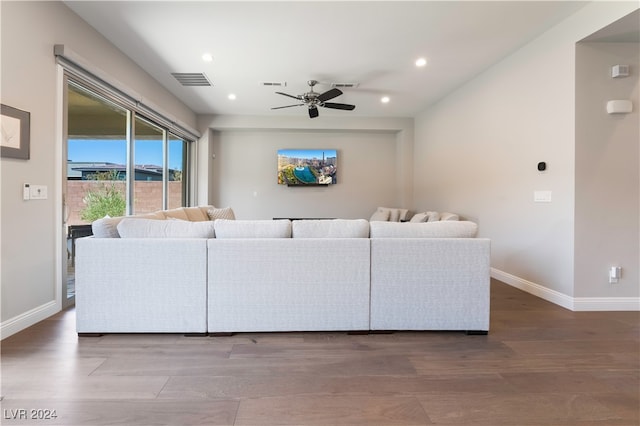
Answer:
[66,181,183,226]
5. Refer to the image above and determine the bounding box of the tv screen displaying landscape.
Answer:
[278,149,337,185]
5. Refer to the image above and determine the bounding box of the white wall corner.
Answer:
[0,301,59,340]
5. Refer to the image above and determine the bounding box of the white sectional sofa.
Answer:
[75,209,490,336]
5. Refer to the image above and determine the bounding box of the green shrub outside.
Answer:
[80,170,126,222]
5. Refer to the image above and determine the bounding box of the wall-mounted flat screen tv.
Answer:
[278,149,337,186]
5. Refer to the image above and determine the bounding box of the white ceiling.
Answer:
[64,1,592,118]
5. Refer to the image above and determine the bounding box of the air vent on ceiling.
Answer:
[331,82,359,89]
[262,81,287,87]
[171,73,212,87]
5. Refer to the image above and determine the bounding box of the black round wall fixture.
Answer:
[537,162,546,172]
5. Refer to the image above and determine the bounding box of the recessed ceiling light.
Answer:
[415,57,427,67]
[202,53,213,62]
[381,96,390,104]
[228,94,236,100]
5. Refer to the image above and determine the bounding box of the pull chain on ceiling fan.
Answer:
[271,80,356,118]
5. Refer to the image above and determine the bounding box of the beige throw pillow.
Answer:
[369,209,390,222]
[409,213,428,223]
[439,212,459,221]
[207,207,236,220]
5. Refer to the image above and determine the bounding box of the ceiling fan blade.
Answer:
[308,106,319,118]
[271,104,304,110]
[317,88,342,102]
[275,92,302,101]
[322,102,356,111]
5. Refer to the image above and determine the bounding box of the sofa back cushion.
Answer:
[117,218,216,238]
[369,221,478,238]
[292,219,369,238]
[214,219,291,238]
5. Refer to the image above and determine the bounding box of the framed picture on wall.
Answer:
[1,104,30,160]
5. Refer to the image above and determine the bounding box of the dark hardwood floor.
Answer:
[1,279,638,425]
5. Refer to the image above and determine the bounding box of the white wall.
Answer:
[0,1,196,337]
[575,42,639,299]
[414,2,638,307]
[197,115,414,219]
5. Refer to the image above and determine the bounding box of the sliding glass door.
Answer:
[63,78,191,307]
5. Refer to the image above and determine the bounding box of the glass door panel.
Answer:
[168,134,186,209]
[133,117,164,215]
[65,81,128,306]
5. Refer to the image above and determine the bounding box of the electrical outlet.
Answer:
[609,266,622,284]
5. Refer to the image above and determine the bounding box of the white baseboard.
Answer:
[573,297,640,311]
[491,268,640,312]
[0,301,60,340]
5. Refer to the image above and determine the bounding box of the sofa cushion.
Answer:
[117,218,216,238]
[409,213,428,223]
[182,206,210,221]
[214,219,291,238]
[439,212,459,221]
[369,209,390,222]
[91,212,167,238]
[411,211,441,222]
[161,207,190,221]
[292,219,370,238]
[378,207,410,222]
[426,211,441,222]
[207,206,236,221]
[369,221,478,238]
[91,216,123,238]
[139,211,167,220]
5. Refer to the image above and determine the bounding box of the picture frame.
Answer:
[1,104,30,160]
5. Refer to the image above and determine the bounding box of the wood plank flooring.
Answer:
[1,279,638,425]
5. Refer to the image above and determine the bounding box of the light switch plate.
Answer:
[534,190,552,203]
[30,185,48,200]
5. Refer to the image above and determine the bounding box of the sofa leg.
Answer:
[184,332,208,337]
[78,333,104,337]
[465,330,488,335]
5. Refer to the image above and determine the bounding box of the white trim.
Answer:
[492,268,640,312]
[0,301,59,340]
[573,297,640,312]
[491,268,574,310]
